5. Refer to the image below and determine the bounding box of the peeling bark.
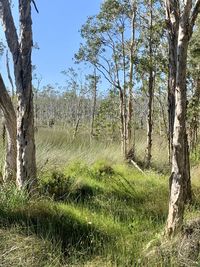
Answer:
[0,0,37,190]
[0,74,16,182]
[166,0,179,162]
[165,0,200,236]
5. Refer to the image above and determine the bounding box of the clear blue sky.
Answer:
[0,0,103,88]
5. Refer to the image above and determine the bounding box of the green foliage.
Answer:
[39,170,75,201]
[0,160,170,266]
[0,127,199,266]
[0,182,29,211]
[94,91,119,140]
[91,159,115,179]
[1,154,200,265]
[190,144,200,165]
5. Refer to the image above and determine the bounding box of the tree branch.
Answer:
[190,0,200,33]
[0,0,20,64]
[6,50,14,97]
[31,0,39,13]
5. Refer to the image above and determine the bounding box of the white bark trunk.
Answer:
[166,0,195,236]
[0,0,37,190]
[0,74,17,182]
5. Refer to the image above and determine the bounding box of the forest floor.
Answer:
[0,128,200,266]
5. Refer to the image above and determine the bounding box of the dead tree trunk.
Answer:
[0,0,37,190]
[0,74,17,182]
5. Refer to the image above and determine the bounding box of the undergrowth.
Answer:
[0,128,200,266]
[0,159,170,266]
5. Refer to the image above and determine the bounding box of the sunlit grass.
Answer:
[0,156,169,266]
[36,127,123,174]
[0,127,200,266]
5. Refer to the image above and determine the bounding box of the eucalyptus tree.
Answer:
[136,0,166,167]
[0,41,16,181]
[62,68,91,139]
[165,0,200,237]
[95,89,120,141]
[0,0,37,190]
[75,0,138,159]
[0,74,17,182]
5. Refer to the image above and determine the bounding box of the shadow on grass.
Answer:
[0,200,113,261]
[82,191,168,226]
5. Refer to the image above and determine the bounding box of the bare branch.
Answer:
[6,50,14,97]
[0,0,20,64]
[31,0,39,13]
[190,0,200,34]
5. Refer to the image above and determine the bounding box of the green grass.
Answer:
[0,159,169,266]
[35,127,169,174]
[0,127,200,266]
[0,227,63,267]
[35,128,123,173]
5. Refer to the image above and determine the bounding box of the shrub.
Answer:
[39,170,100,202]
[39,170,74,201]
[91,160,115,180]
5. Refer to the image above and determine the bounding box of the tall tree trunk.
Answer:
[167,31,178,163]
[90,68,97,138]
[127,2,136,155]
[121,30,128,159]
[166,42,189,235]
[156,90,168,139]
[145,70,154,168]
[119,87,125,156]
[0,0,37,190]
[188,78,200,151]
[145,0,154,168]
[0,74,17,182]
[166,1,192,235]
[16,0,36,190]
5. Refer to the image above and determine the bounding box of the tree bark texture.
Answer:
[188,78,200,151]
[0,0,37,190]
[127,1,136,154]
[0,74,17,182]
[145,0,154,168]
[165,0,200,236]
[166,0,179,162]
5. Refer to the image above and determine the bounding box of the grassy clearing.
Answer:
[35,128,123,175]
[0,160,169,266]
[0,127,200,266]
[35,127,169,173]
